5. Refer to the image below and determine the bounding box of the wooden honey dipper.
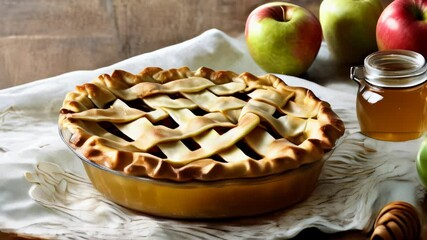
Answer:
[370,201,421,240]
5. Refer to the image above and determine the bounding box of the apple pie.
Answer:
[59,67,345,182]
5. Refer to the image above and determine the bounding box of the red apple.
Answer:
[245,2,322,76]
[376,0,427,58]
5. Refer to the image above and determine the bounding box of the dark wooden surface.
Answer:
[0,0,272,88]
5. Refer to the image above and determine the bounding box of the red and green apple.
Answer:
[245,2,322,76]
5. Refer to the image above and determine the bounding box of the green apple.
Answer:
[319,0,383,65]
[417,137,427,188]
[245,2,322,76]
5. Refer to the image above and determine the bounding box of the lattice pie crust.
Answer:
[59,67,345,182]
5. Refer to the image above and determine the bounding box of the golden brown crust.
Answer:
[59,67,345,182]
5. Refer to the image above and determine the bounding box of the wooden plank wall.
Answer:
[0,0,392,89]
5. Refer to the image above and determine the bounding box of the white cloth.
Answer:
[0,29,424,239]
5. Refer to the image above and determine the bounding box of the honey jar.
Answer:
[351,50,427,141]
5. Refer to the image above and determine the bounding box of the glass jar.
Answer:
[351,50,427,141]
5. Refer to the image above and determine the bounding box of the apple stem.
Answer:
[280,6,287,22]
[411,4,425,21]
[267,5,289,22]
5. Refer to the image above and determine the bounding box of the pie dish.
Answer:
[58,66,345,218]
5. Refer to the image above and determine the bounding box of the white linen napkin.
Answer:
[0,29,424,239]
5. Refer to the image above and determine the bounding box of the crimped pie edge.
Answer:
[58,66,345,182]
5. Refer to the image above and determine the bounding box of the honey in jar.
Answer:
[351,50,427,141]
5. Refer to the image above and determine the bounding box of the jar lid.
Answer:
[364,50,427,88]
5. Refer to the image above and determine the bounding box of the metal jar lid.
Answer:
[362,50,427,88]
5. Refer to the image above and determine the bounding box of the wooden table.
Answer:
[0,0,391,89]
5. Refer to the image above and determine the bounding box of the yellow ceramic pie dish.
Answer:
[58,66,344,218]
[61,126,323,218]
